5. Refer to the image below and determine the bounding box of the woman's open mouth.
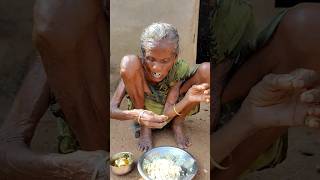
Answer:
[152,72,161,79]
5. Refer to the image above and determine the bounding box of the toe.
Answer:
[178,144,184,149]
[186,139,192,147]
[143,144,148,152]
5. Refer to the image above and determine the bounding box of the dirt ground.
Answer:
[0,0,320,180]
[110,100,210,180]
[245,127,320,179]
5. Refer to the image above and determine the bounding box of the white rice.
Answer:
[143,158,182,180]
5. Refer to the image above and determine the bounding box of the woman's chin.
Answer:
[149,77,164,83]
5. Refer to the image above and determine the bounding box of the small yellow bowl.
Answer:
[110,152,134,175]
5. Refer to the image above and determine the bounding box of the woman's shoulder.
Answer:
[122,54,140,60]
[173,59,190,77]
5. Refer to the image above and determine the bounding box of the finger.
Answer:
[203,89,210,95]
[193,83,210,91]
[202,95,210,103]
[290,69,319,88]
[262,73,295,90]
[263,69,318,90]
[149,115,167,123]
[146,118,168,128]
[300,88,320,103]
[205,98,210,103]
[142,112,166,123]
[144,121,166,129]
[199,83,210,89]
[304,116,320,128]
[160,115,169,122]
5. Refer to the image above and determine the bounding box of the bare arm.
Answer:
[110,79,140,120]
[163,82,210,119]
[211,110,257,163]
[0,59,50,146]
[163,81,184,118]
[163,82,195,119]
[0,60,107,179]
[110,79,168,128]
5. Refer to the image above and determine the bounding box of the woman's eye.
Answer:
[161,59,170,63]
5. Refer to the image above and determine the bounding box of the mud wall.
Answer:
[110,0,200,90]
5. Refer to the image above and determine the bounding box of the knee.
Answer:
[33,0,99,49]
[33,10,55,48]
[280,3,320,37]
[274,3,320,61]
[33,0,63,46]
[120,55,142,78]
[32,8,69,51]
[197,62,210,82]
[287,3,319,22]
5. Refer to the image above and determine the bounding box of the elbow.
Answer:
[109,105,117,119]
[110,110,115,119]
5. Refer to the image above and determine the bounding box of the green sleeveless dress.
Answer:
[127,59,199,116]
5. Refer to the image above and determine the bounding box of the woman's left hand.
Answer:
[185,83,210,103]
[241,68,320,129]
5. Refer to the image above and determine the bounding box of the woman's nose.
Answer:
[152,62,161,71]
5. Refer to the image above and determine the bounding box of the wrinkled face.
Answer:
[143,40,177,83]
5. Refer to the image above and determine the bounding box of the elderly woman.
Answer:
[110,22,210,151]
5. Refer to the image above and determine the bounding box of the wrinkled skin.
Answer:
[0,0,109,179]
[212,3,320,179]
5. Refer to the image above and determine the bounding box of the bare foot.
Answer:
[138,126,152,151]
[172,123,191,149]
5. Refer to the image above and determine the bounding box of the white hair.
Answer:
[140,22,179,56]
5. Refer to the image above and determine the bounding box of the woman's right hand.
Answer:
[135,109,168,128]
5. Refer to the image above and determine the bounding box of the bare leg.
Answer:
[33,0,109,150]
[119,55,152,151]
[0,0,110,178]
[215,3,320,179]
[172,62,210,148]
[171,103,197,149]
[211,59,233,130]
[180,62,211,93]
[0,60,108,180]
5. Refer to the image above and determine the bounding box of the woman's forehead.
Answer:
[145,40,176,56]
